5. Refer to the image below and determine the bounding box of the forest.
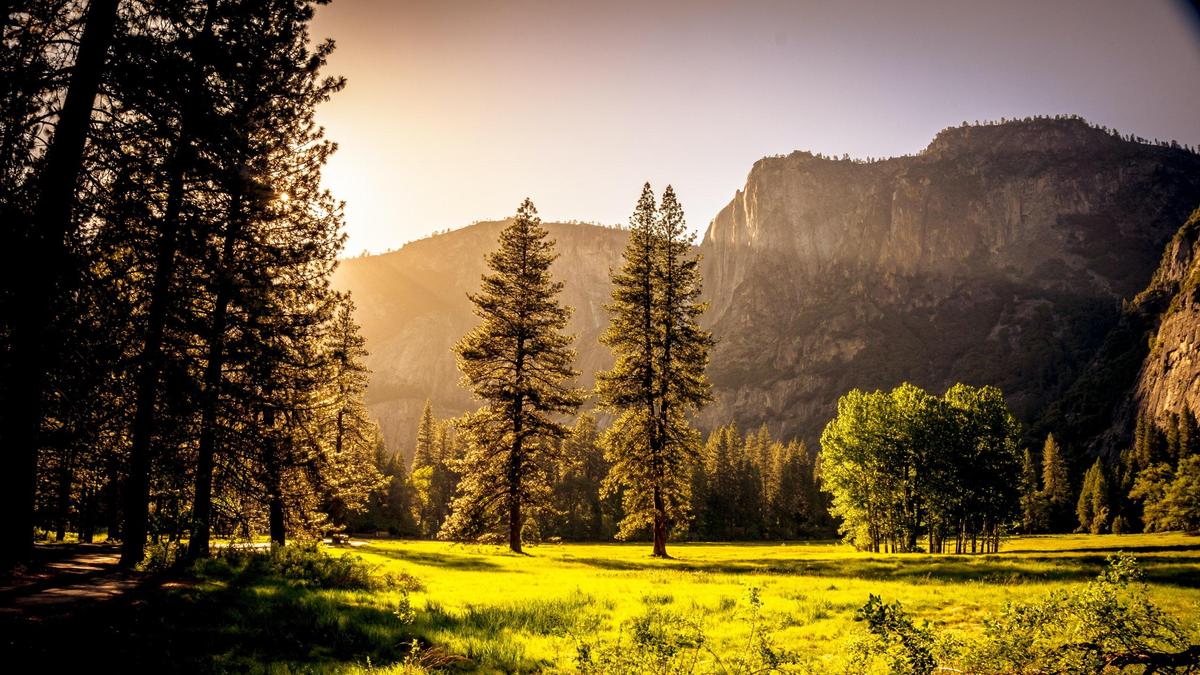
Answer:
[2,1,1200,673]
[4,0,1195,566]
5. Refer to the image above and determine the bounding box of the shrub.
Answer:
[137,540,187,572]
[846,595,939,675]
[961,553,1198,673]
[199,542,421,592]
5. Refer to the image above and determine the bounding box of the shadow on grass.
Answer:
[1001,543,1200,555]
[563,551,1200,588]
[0,561,421,672]
[364,546,510,572]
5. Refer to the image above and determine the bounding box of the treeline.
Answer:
[2,1,379,568]
[350,404,830,543]
[1020,410,1200,537]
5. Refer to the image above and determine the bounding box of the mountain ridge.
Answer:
[334,118,1200,458]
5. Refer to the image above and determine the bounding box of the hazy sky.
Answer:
[310,0,1200,255]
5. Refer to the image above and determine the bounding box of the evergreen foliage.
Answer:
[440,199,583,552]
[596,184,713,557]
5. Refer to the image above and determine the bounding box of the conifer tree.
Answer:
[551,413,611,540]
[441,199,583,552]
[1180,409,1198,459]
[1,0,122,566]
[1019,448,1045,533]
[1077,458,1112,534]
[768,440,812,538]
[413,400,437,470]
[1040,433,1071,531]
[597,184,712,557]
[411,399,443,536]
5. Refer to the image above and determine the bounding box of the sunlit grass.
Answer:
[348,533,1200,671]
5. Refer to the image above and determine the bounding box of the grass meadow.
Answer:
[344,533,1200,672]
[9,533,1198,672]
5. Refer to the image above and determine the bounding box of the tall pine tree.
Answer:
[1040,433,1072,532]
[597,184,712,557]
[441,199,582,553]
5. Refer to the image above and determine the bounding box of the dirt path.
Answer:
[0,544,143,619]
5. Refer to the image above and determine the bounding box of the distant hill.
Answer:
[332,221,627,461]
[335,118,1200,459]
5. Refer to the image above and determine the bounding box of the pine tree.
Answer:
[768,440,812,538]
[597,184,712,557]
[1,0,122,567]
[551,413,611,540]
[1181,408,1199,459]
[1040,433,1071,531]
[1019,448,1045,533]
[411,399,440,535]
[440,199,583,553]
[413,400,437,471]
[1076,458,1112,534]
[703,423,740,538]
[183,0,346,557]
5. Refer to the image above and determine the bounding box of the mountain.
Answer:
[698,118,1200,446]
[335,118,1200,458]
[332,221,627,460]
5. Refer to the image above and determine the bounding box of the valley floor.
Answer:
[354,533,1200,671]
[3,533,1198,672]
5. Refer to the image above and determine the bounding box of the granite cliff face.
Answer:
[697,118,1200,444]
[332,221,627,459]
[1133,211,1200,423]
[335,118,1200,456]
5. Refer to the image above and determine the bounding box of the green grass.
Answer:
[6,533,1198,672]
[349,533,1200,672]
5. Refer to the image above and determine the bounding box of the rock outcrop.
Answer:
[1134,210,1200,421]
[698,118,1200,444]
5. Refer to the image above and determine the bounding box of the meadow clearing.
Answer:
[8,532,1198,672]
[339,533,1200,672]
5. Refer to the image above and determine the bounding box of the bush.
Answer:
[841,555,1200,674]
[137,540,187,572]
[1111,514,1130,534]
[845,595,940,675]
[961,553,1198,673]
[198,542,421,592]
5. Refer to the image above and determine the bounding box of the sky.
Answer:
[309,0,1200,255]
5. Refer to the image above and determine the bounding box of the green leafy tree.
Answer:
[597,184,712,557]
[820,383,1020,554]
[440,199,583,552]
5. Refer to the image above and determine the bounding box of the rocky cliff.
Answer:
[1133,209,1200,421]
[698,118,1200,444]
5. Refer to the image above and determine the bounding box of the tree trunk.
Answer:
[269,490,286,547]
[55,451,73,541]
[1,0,120,570]
[264,409,285,547]
[124,0,217,569]
[652,484,668,558]
[508,493,522,554]
[121,144,188,567]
